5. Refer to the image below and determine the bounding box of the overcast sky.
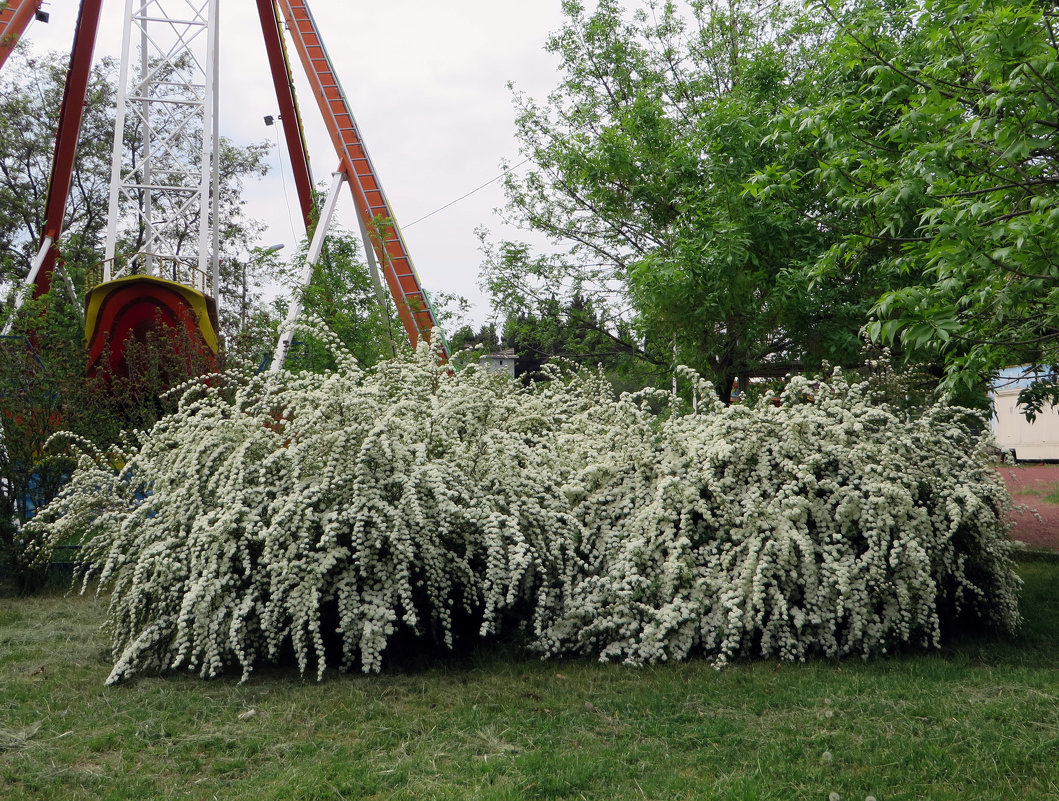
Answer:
[23,0,572,328]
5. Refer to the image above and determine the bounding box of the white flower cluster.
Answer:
[32,333,1021,683]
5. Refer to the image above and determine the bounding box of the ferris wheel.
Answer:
[0,0,445,376]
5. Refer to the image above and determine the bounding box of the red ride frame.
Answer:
[0,0,444,354]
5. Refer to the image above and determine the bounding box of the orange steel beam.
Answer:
[255,0,315,230]
[273,0,444,354]
[0,0,41,72]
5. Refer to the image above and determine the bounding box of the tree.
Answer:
[488,0,877,402]
[0,47,115,293]
[498,294,657,390]
[269,226,404,372]
[756,0,1059,408]
[449,321,500,354]
[0,297,80,593]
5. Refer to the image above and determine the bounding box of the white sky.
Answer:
[22,0,571,328]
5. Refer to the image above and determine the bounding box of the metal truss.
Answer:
[0,0,445,356]
[103,0,220,297]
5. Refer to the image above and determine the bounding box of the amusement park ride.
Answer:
[0,0,444,377]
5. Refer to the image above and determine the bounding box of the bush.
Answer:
[0,296,221,595]
[0,309,81,595]
[542,368,1019,666]
[32,334,1020,683]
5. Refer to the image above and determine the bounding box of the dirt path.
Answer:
[998,463,1059,552]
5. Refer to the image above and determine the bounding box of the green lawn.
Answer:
[2,560,1058,801]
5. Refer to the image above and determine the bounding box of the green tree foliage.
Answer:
[0,301,79,593]
[447,298,653,389]
[449,321,500,354]
[501,295,657,389]
[271,227,403,371]
[489,0,879,402]
[209,140,271,338]
[756,0,1059,406]
[0,48,115,291]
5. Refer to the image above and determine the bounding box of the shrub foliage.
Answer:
[33,334,1020,683]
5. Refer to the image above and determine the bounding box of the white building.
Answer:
[991,366,1059,460]
[478,349,518,378]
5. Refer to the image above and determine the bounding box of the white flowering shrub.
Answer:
[33,332,1020,683]
[540,370,1020,667]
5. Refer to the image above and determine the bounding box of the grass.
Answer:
[2,562,1058,801]
[1011,486,1059,504]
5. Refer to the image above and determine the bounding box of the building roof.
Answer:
[480,349,518,360]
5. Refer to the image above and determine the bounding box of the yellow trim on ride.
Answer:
[84,274,219,354]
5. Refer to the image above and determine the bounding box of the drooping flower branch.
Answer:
[32,328,1020,684]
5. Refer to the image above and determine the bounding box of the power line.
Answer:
[404,157,531,228]
[271,121,300,243]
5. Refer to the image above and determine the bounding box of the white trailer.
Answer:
[991,366,1059,461]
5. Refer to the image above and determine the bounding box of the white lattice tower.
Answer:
[103,0,221,298]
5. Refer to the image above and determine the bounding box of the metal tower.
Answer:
[0,0,446,368]
[103,0,222,297]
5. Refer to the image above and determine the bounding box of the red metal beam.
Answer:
[255,0,315,230]
[0,0,41,73]
[33,0,105,298]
